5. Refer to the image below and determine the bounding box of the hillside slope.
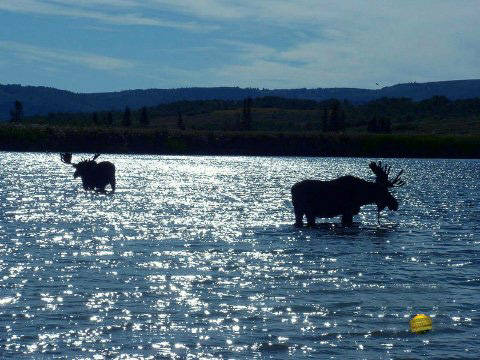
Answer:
[1,79,480,120]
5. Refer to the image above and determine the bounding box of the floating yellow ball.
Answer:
[410,314,432,333]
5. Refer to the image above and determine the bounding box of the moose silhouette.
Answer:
[291,161,405,226]
[60,153,116,193]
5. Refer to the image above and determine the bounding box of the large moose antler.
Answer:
[60,152,73,164]
[369,161,405,188]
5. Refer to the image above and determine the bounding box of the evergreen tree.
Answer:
[379,117,391,133]
[241,97,252,130]
[10,100,23,123]
[321,108,329,132]
[367,116,378,132]
[337,108,346,132]
[368,116,391,133]
[329,101,340,131]
[177,112,186,130]
[140,106,149,126]
[106,112,113,126]
[122,106,131,127]
[92,112,99,125]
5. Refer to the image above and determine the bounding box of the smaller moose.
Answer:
[60,153,116,193]
[291,161,405,226]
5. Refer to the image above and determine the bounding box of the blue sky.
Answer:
[0,0,478,93]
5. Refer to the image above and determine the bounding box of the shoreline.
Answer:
[1,124,479,159]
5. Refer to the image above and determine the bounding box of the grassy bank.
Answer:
[1,124,479,158]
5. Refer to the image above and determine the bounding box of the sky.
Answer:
[0,0,478,93]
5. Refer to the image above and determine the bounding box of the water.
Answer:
[0,153,479,359]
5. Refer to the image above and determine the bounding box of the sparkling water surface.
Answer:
[1,153,479,359]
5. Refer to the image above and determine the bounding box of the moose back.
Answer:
[291,162,404,226]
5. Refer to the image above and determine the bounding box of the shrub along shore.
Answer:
[0,124,479,158]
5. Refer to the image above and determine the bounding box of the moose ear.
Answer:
[60,152,72,164]
[369,161,390,186]
[369,161,383,178]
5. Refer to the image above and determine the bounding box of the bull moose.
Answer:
[291,161,405,226]
[60,153,116,193]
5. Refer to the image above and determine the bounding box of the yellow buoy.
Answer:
[410,314,432,333]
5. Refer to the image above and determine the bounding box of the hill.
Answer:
[1,79,480,121]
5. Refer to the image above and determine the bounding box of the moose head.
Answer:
[60,153,116,193]
[369,161,405,220]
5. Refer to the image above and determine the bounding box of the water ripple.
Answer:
[0,154,479,358]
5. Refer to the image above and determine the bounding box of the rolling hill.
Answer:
[1,79,480,121]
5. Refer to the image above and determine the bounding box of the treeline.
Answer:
[115,95,480,121]
[4,80,480,119]
[8,95,480,134]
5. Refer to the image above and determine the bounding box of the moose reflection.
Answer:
[60,153,116,193]
[291,161,405,226]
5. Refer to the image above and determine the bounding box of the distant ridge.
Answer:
[1,79,480,120]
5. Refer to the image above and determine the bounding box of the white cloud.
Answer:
[50,0,138,7]
[0,40,134,71]
[1,0,479,89]
[206,1,480,88]
[0,0,211,31]
[146,0,251,20]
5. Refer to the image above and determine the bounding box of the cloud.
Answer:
[1,0,479,90]
[205,1,480,88]
[0,0,211,31]
[146,0,251,20]
[0,40,135,71]
[50,0,138,7]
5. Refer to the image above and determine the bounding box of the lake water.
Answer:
[0,152,479,359]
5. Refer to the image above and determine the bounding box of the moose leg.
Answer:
[341,213,353,226]
[306,212,316,227]
[110,178,116,193]
[81,179,89,191]
[294,210,304,227]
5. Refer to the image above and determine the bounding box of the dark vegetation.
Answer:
[14,95,480,134]
[1,94,479,158]
[2,79,480,119]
